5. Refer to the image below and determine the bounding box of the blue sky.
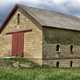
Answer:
[0,0,80,24]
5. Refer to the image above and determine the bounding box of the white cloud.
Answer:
[69,0,80,7]
[49,0,66,5]
[61,0,80,15]
[1,0,80,16]
[1,0,80,24]
[17,0,80,16]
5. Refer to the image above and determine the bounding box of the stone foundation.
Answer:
[43,59,80,68]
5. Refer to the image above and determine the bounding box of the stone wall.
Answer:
[43,43,80,59]
[43,27,80,45]
[0,35,12,57]
[43,27,80,67]
[0,9,43,65]
[43,59,80,68]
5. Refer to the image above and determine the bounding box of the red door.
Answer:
[12,32,24,57]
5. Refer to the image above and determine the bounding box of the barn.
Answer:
[0,4,80,67]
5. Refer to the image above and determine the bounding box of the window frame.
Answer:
[56,44,60,51]
[56,61,59,68]
[70,45,73,54]
[17,13,20,25]
[70,61,73,67]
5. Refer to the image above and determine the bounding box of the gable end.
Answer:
[0,4,42,33]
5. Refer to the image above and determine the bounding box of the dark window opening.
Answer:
[70,61,73,67]
[17,13,20,24]
[56,45,60,51]
[56,61,59,68]
[70,45,73,53]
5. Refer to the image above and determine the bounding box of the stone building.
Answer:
[0,4,80,67]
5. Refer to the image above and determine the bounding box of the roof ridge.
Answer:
[17,4,80,21]
[1,4,80,33]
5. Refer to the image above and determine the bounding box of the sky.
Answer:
[0,0,80,24]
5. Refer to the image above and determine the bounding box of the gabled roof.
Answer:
[1,4,80,33]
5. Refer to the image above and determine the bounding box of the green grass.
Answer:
[0,67,80,80]
[0,58,80,80]
[0,57,38,67]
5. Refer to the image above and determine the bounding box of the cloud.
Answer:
[1,0,80,16]
[18,0,80,16]
[1,0,80,24]
[61,0,80,16]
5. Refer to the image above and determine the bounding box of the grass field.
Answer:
[0,67,80,80]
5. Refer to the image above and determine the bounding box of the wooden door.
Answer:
[12,32,24,57]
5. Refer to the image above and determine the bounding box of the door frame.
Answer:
[6,29,32,57]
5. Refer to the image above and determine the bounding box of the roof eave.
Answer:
[42,25,80,32]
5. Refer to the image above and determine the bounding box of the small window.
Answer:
[70,45,73,53]
[56,45,60,51]
[17,13,20,24]
[56,61,59,68]
[70,61,73,67]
